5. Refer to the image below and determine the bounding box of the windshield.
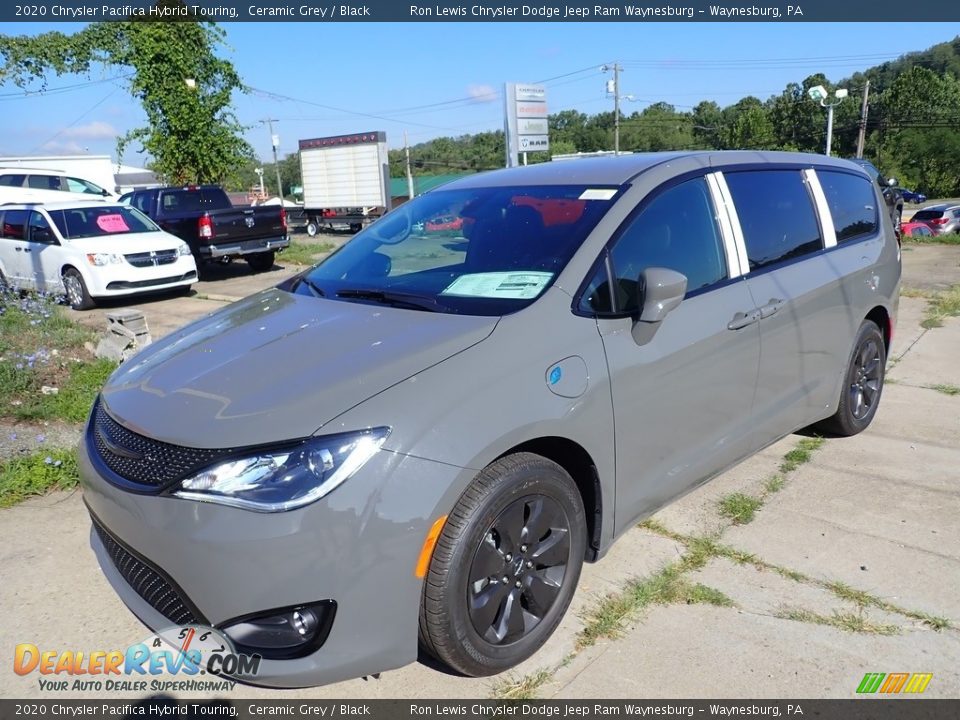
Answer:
[290,184,622,315]
[49,205,161,239]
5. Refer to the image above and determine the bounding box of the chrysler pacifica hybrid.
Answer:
[79,151,900,687]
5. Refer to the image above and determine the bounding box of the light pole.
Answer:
[601,63,625,155]
[808,85,848,157]
[262,119,284,201]
[254,168,265,199]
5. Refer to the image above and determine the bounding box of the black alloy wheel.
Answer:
[467,494,571,645]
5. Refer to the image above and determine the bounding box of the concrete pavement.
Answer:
[2,249,958,700]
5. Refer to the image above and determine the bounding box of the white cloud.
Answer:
[61,121,118,140]
[467,84,498,103]
[41,140,90,154]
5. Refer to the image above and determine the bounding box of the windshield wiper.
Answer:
[336,288,449,313]
[297,276,326,298]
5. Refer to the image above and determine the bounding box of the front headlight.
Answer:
[172,428,390,512]
[86,253,124,266]
[177,242,192,257]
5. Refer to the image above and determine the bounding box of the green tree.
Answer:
[0,0,253,183]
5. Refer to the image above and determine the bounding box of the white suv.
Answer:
[0,167,116,203]
[0,201,197,309]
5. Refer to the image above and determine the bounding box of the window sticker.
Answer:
[441,272,553,300]
[96,214,130,233]
[578,188,618,201]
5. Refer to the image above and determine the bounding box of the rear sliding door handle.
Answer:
[759,298,785,318]
[728,309,760,330]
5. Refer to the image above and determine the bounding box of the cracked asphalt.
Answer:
[1,243,958,700]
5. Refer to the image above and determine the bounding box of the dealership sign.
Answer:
[505,82,549,166]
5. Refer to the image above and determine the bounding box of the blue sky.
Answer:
[0,21,957,166]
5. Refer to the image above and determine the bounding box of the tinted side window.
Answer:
[0,174,25,187]
[818,170,878,243]
[28,211,55,244]
[581,177,727,314]
[725,170,822,272]
[1,209,29,239]
[27,175,63,191]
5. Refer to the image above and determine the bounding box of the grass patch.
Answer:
[0,449,79,508]
[902,234,960,246]
[0,292,113,421]
[718,493,763,525]
[920,285,960,329]
[278,242,335,266]
[490,669,552,700]
[577,562,732,649]
[776,607,900,636]
[764,474,786,494]
[929,383,960,396]
[779,437,825,473]
[899,287,933,299]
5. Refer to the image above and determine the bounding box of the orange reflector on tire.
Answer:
[415,515,448,578]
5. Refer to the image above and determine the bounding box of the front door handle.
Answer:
[728,309,760,330]
[14,246,22,252]
[22,247,32,253]
[759,298,785,319]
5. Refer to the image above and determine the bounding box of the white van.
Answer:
[0,201,197,309]
[0,167,116,204]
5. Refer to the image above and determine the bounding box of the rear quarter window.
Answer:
[912,210,943,220]
[817,170,879,243]
[724,169,823,272]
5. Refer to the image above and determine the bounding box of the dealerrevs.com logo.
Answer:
[14,625,261,693]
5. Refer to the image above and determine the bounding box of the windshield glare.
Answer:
[49,205,161,239]
[294,184,621,315]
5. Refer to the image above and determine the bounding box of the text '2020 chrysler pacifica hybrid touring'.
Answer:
[80,151,900,687]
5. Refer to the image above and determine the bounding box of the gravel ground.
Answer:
[0,419,83,461]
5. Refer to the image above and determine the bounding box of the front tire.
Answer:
[62,268,95,310]
[817,319,886,436]
[419,453,586,677]
[306,221,319,237]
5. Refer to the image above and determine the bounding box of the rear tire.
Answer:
[246,251,275,273]
[306,221,319,237]
[816,319,886,436]
[419,452,586,677]
[62,268,95,310]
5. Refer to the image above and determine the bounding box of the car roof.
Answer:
[1,200,121,211]
[916,204,958,211]
[0,167,64,175]
[441,150,865,189]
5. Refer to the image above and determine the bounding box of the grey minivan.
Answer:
[79,151,899,687]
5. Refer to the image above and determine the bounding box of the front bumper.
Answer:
[79,423,466,688]
[84,257,197,298]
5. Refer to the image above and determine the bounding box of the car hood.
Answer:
[66,231,184,254]
[100,288,497,448]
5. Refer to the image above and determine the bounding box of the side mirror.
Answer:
[32,229,54,244]
[101,189,111,197]
[638,267,687,324]
[886,177,898,187]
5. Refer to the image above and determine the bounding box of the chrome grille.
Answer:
[91,516,201,626]
[92,401,229,488]
[125,249,179,268]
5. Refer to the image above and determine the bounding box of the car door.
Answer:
[0,209,35,289]
[26,210,64,293]
[580,175,760,531]
[719,167,866,443]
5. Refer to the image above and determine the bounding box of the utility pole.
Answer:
[404,131,415,200]
[264,118,284,200]
[602,63,623,155]
[855,80,871,159]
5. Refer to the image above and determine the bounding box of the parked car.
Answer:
[908,204,960,236]
[425,215,464,233]
[0,167,116,201]
[899,221,935,239]
[0,201,196,309]
[119,185,289,273]
[899,188,927,204]
[81,151,899,688]
[846,158,903,230]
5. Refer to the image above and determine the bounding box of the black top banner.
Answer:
[2,0,958,23]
